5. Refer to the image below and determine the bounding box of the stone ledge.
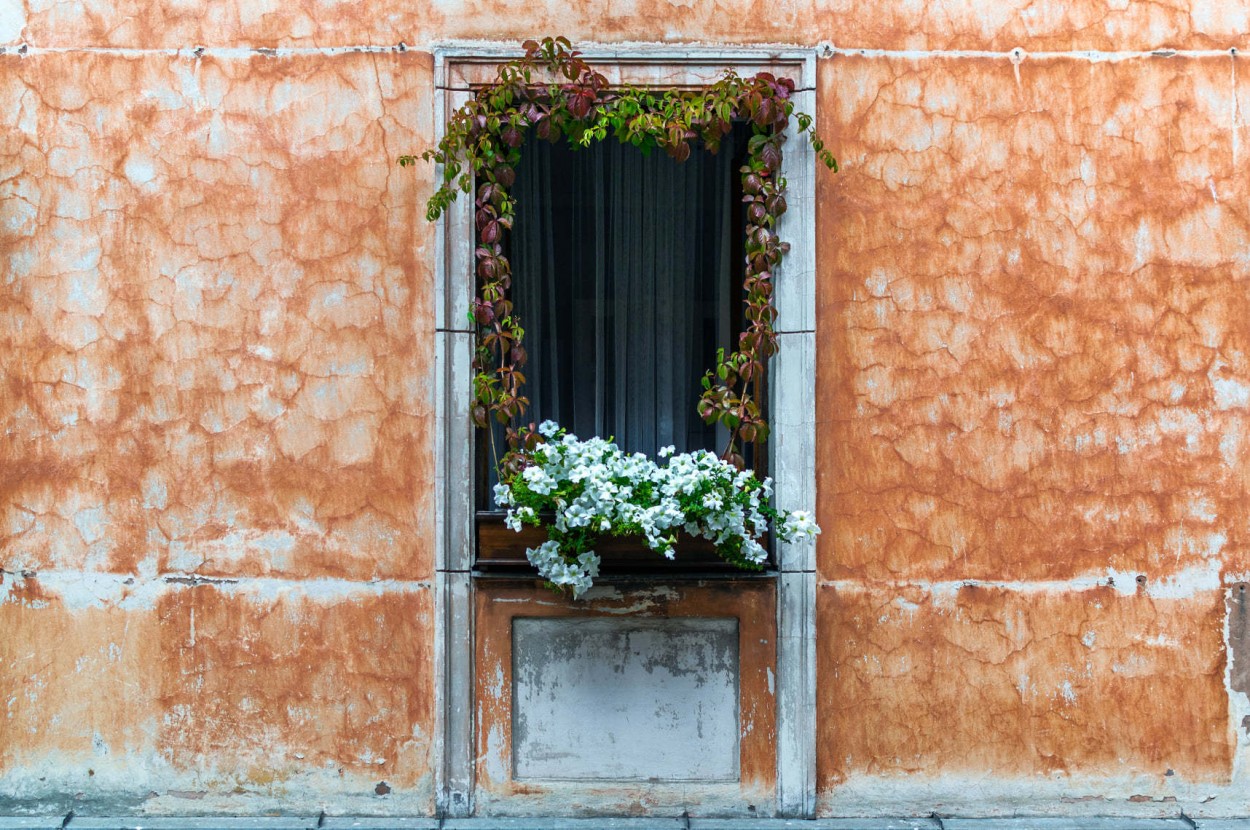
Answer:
[0,818,1247,830]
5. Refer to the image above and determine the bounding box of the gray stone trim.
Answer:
[941,821,1198,830]
[769,50,818,820]
[430,44,823,819]
[323,822,440,830]
[431,69,480,819]
[4,817,1246,830]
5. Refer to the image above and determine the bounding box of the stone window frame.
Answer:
[431,44,818,819]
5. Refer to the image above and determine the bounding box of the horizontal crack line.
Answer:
[1,569,434,599]
[0,44,420,57]
[824,45,1241,60]
[0,43,1242,62]
[821,567,1244,598]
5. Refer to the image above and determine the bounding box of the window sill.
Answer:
[475,510,774,575]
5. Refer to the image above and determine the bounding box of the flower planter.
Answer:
[485,424,817,596]
[475,511,755,574]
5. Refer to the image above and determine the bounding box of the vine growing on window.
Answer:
[401,36,836,470]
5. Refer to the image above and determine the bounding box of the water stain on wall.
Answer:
[818,583,1233,785]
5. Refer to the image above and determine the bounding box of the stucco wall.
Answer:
[1,42,438,815]
[816,47,1250,814]
[2,0,1249,819]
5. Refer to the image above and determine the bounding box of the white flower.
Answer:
[780,510,820,542]
[524,541,600,599]
[743,538,768,564]
[658,445,675,458]
[502,422,819,596]
[521,464,556,495]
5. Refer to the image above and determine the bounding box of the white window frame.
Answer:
[432,44,818,819]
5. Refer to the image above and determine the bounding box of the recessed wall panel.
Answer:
[511,616,740,782]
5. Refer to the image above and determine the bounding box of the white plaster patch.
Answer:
[1207,356,1249,411]
[818,769,1247,818]
[1190,0,1250,35]
[839,562,1232,604]
[141,471,168,510]
[5,196,37,235]
[123,152,158,188]
[1189,497,1219,523]
[8,570,163,611]
[208,575,431,605]
[864,268,892,297]
[1220,423,1242,467]
[0,0,25,42]
[72,506,109,545]
[1143,560,1223,599]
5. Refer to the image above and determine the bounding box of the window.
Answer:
[474,122,763,572]
[506,126,748,459]
[433,48,818,819]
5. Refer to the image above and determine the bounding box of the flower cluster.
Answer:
[494,421,820,597]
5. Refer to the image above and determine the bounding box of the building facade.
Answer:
[1,0,1248,820]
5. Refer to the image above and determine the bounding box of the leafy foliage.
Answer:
[402,36,837,470]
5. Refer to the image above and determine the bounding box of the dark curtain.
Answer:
[506,130,738,460]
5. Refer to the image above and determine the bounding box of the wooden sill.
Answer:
[475,511,768,573]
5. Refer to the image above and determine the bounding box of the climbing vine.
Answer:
[401,36,837,471]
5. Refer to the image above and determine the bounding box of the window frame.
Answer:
[472,120,762,573]
[432,45,818,818]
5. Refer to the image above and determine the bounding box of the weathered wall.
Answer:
[815,43,1250,816]
[2,0,1249,819]
[0,38,438,815]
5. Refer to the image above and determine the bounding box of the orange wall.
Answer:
[2,0,1248,818]
[1,47,438,813]
[815,49,1249,813]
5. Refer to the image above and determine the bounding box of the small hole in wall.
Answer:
[1136,574,1148,587]
[375,781,391,796]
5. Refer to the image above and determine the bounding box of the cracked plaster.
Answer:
[3,0,1250,820]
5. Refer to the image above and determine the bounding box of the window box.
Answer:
[475,510,766,573]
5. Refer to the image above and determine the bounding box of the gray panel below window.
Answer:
[511,616,740,782]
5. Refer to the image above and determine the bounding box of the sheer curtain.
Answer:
[508,131,738,459]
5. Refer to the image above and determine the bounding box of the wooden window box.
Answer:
[475,511,767,574]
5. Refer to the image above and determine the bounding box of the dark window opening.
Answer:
[476,123,767,572]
